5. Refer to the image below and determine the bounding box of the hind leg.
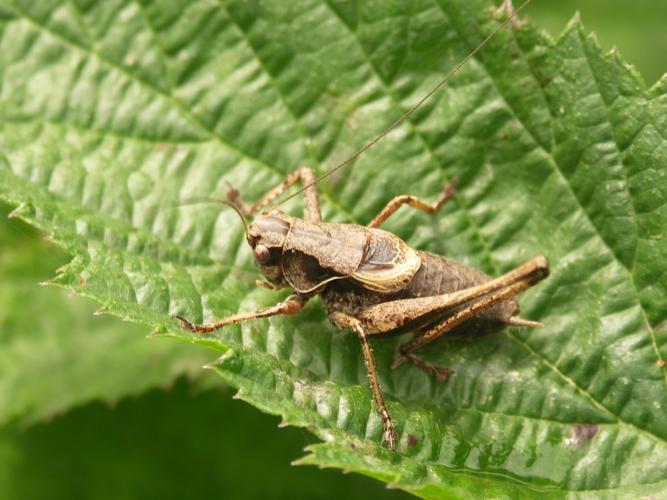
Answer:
[391,278,538,369]
[355,256,548,334]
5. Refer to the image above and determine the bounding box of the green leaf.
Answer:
[0,202,214,424]
[1,0,666,497]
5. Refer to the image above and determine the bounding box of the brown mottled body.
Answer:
[322,251,517,338]
[175,167,549,450]
[175,0,540,451]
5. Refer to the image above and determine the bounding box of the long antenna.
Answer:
[274,0,531,208]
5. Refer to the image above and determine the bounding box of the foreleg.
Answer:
[175,294,306,334]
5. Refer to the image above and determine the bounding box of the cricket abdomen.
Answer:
[402,251,489,298]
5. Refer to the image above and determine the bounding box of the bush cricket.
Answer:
[175,0,548,450]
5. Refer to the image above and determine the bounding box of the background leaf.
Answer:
[0,378,409,500]
[0,0,666,497]
[0,201,214,425]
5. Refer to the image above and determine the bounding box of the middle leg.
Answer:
[331,311,398,449]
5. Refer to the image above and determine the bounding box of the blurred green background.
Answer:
[1,1,664,499]
[527,0,666,85]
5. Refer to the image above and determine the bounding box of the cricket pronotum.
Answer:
[175,0,547,449]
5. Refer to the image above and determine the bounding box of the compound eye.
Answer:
[254,244,271,263]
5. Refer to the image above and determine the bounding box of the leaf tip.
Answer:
[564,11,583,34]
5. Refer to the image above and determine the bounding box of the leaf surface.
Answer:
[0,0,666,496]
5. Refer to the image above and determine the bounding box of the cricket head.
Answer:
[246,211,292,283]
[177,197,292,284]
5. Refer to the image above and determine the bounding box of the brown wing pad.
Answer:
[284,219,367,275]
[281,250,343,293]
[351,228,421,293]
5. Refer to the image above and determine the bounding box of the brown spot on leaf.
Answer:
[658,359,665,368]
[568,423,598,446]
[407,434,419,448]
